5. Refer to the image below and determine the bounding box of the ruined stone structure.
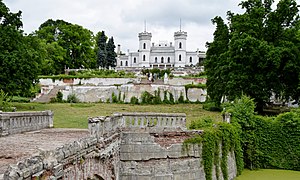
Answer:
[1,112,237,180]
[0,111,53,137]
[36,78,207,103]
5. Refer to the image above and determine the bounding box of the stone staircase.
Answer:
[33,86,64,103]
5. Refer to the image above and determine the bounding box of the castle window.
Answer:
[168,57,170,63]
[179,55,182,61]
[120,61,123,66]
[143,55,146,61]
[179,42,182,49]
[133,57,136,63]
[125,61,128,66]
[190,57,192,63]
[161,57,164,63]
[155,57,157,63]
[143,43,146,49]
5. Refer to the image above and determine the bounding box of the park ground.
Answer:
[10,102,300,179]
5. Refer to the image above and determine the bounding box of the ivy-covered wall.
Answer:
[224,96,300,170]
[185,95,300,180]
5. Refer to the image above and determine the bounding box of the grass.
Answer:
[10,103,222,129]
[235,169,300,180]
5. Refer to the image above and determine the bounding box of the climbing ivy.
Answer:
[184,120,243,180]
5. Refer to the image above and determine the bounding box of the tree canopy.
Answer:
[35,19,96,73]
[0,0,40,96]
[205,0,300,111]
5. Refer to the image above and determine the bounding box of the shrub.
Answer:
[203,102,222,112]
[56,92,63,103]
[11,96,30,103]
[0,90,11,111]
[141,91,154,104]
[111,92,118,103]
[130,96,139,104]
[67,93,80,103]
[178,92,185,103]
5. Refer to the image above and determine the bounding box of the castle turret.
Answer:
[174,31,187,68]
[138,31,152,67]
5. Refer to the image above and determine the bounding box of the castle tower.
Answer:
[138,31,152,67]
[174,31,187,67]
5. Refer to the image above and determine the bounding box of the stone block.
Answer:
[53,164,63,178]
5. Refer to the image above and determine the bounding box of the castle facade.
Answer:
[116,30,205,69]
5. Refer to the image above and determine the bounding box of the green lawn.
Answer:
[235,169,300,180]
[11,103,222,129]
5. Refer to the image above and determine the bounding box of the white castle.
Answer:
[116,29,206,69]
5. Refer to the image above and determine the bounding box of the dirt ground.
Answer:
[0,128,89,174]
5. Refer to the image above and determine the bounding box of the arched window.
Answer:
[155,57,158,63]
[179,54,182,61]
[167,57,170,63]
[161,57,164,63]
[133,57,136,63]
[125,61,128,66]
[179,42,182,49]
[190,57,192,63]
[120,61,123,66]
[143,55,146,61]
[143,43,146,49]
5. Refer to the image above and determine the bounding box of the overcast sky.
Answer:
[3,0,292,52]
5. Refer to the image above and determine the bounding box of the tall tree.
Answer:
[35,19,96,73]
[0,0,40,96]
[205,16,230,105]
[106,37,117,68]
[205,0,300,112]
[96,31,107,68]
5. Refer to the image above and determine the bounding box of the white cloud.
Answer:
[4,0,297,52]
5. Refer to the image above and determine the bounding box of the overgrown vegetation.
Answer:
[141,68,171,79]
[184,118,243,180]
[224,96,300,171]
[185,95,300,180]
[39,69,135,80]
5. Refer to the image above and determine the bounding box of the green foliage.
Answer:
[36,19,96,72]
[141,91,154,104]
[205,0,300,112]
[0,90,11,111]
[130,96,139,105]
[141,68,172,79]
[223,95,300,171]
[111,92,118,103]
[153,89,162,104]
[39,69,134,79]
[178,92,185,104]
[0,2,40,97]
[185,83,207,91]
[184,120,243,180]
[67,93,80,103]
[56,92,63,102]
[203,101,222,112]
[96,31,107,68]
[11,96,30,103]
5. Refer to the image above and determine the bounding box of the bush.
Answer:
[141,91,154,104]
[112,92,118,103]
[203,102,222,112]
[56,92,63,102]
[67,93,80,103]
[178,92,185,103]
[130,96,139,104]
[11,96,30,103]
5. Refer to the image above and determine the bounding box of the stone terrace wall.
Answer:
[0,111,53,137]
[2,112,237,180]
